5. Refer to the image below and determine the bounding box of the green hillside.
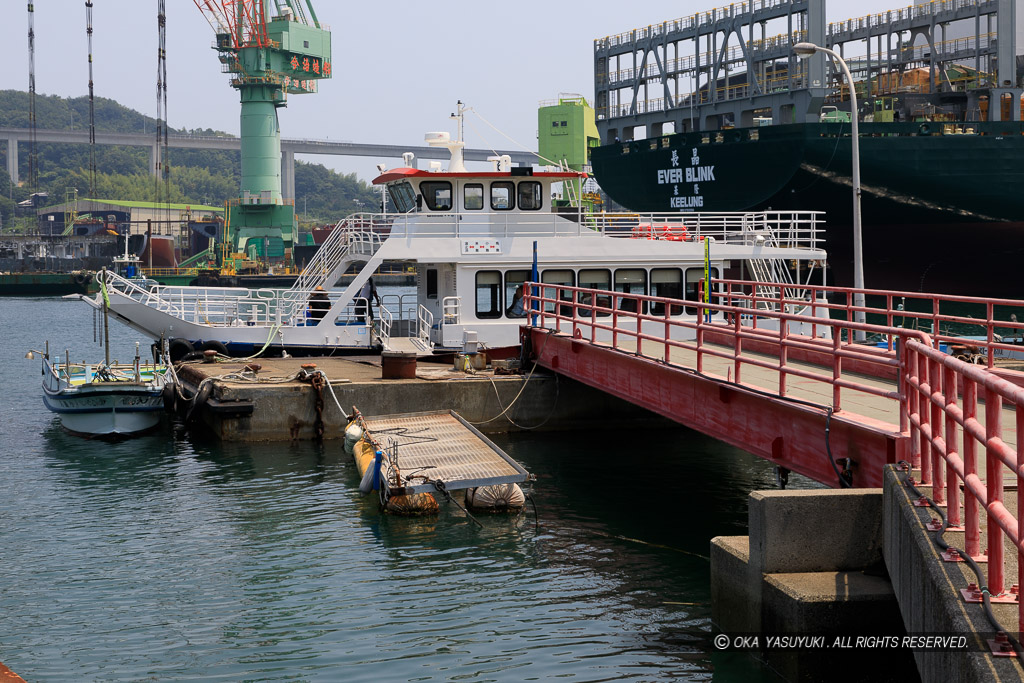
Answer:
[0,90,378,227]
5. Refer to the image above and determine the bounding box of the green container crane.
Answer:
[194,1,331,267]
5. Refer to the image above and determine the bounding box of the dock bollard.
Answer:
[381,351,416,379]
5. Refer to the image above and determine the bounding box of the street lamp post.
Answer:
[793,42,866,340]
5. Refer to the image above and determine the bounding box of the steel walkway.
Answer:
[523,277,1024,636]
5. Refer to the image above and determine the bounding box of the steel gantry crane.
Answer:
[193,1,331,266]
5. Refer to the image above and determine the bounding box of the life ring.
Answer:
[168,338,195,362]
[200,340,230,357]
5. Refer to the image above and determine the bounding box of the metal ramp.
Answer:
[363,411,533,495]
[383,336,433,357]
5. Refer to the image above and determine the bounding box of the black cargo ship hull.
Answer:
[591,121,1024,297]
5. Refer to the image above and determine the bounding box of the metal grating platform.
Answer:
[363,411,532,494]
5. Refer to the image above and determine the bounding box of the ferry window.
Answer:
[387,181,416,213]
[504,269,530,318]
[475,271,502,319]
[684,267,719,314]
[420,181,453,211]
[578,269,611,318]
[517,181,542,211]
[614,269,647,314]
[541,269,575,315]
[491,181,514,210]
[464,184,484,210]
[426,268,438,300]
[651,268,684,316]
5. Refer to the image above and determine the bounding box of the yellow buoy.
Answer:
[352,438,439,515]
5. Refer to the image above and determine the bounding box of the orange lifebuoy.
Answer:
[661,225,690,241]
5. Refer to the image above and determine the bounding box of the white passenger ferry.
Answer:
[86,111,829,360]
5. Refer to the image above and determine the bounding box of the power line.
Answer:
[86,1,96,197]
[27,2,38,190]
[155,0,170,223]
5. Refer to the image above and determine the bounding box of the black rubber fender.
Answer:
[168,338,195,362]
[186,382,213,424]
[200,340,230,357]
[162,382,176,413]
[73,271,88,285]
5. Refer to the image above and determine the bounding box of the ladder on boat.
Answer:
[744,223,808,311]
[281,214,386,317]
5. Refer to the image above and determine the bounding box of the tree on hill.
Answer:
[0,90,378,219]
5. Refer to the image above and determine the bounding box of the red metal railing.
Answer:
[524,280,1024,637]
[522,281,922,425]
[904,338,1024,633]
[717,278,1024,367]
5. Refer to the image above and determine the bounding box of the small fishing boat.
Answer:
[39,343,169,437]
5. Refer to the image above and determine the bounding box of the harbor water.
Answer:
[0,296,816,682]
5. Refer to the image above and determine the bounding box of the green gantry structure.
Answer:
[198,0,331,263]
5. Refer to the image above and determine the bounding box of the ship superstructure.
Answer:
[588,0,1024,295]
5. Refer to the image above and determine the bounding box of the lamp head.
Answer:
[793,42,820,58]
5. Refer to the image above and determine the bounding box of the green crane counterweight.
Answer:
[195,1,330,265]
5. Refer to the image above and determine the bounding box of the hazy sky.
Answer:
[0,0,929,179]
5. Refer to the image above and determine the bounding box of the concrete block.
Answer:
[760,570,914,683]
[749,488,884,574]
[710,536,757,632]
[762,570,900,634]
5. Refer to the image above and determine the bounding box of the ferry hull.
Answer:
[591,121,1024,296]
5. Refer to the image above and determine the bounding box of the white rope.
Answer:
[468,108,561,167]
[463,118,499,160]
[314,369,351,420]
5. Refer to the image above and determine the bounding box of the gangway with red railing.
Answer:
[522,278,1024,639]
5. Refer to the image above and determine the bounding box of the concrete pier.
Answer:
[711,489,914,682]
[175,355,671,440]
[713,472,1024,682]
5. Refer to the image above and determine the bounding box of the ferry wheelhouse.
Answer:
[85,117,830,359]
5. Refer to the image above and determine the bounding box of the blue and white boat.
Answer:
[41,347,169,437]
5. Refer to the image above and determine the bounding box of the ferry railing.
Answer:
[288,212,390,299]
[384,210,824,248]
[104,267,407,330]
[417,305,434,347]
[718,278,1024,371]
[523,281,916,424]
[442,297,462,325]
[380,293,418,327]
[903,338,1024,642]
[377,305,393,349]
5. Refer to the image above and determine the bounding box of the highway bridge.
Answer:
[1,127,538,198]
